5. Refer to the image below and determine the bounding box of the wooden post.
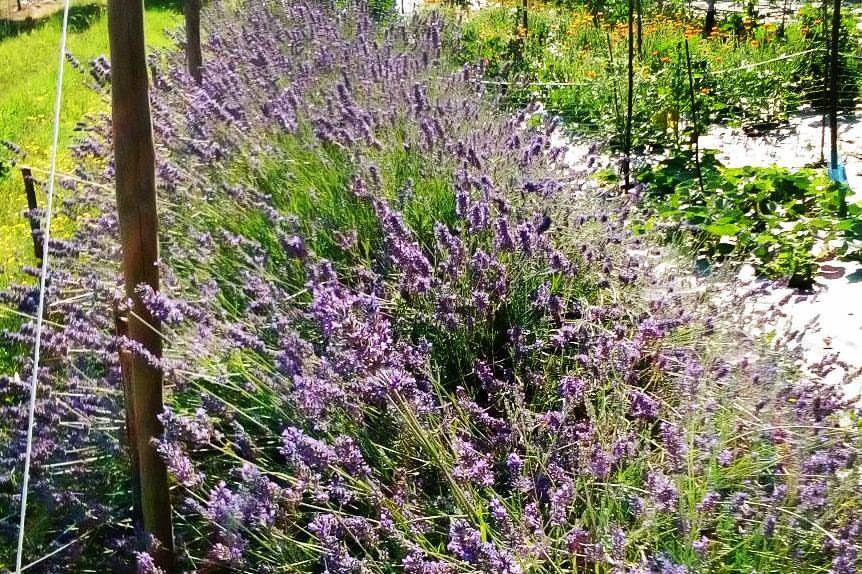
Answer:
[106,0,174,569]
[21,168,44,260]
[114,305,143,534]
[184,0,202,84]
[607,31,621,127]
[684,39,705,196]
[624,0,634,189]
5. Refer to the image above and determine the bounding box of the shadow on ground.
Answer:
[0,0,179,42]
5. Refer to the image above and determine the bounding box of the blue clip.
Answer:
[828,163,847,184]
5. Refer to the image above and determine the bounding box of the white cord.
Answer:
[15,0,72,570]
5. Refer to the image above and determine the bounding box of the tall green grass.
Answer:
[0,0,182,288]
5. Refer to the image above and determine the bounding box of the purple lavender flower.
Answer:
[692,536,710,557]
[646,471,678,512]
[136,552,166,574]
[447,519,483,563]
[452,437,494,487]
[697,491,721,513]
[629,390,659,419]
[560,376,587,403]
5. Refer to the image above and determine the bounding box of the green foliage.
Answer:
[635,151,861,286]
[457,1,862,152]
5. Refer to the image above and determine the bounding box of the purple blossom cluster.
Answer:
[1,1,860,573]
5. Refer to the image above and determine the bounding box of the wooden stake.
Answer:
[684,39,705,196]
[703,0,716,37]
[828,0,846,216]
[21,168,44,260]
[606,31,621,127]
[114,305,143,534]
[106,0,174,568]
[519,0,527,35]
[184,0,202,84]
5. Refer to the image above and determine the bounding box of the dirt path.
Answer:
[1,0,68,22]
[700,109,862,202]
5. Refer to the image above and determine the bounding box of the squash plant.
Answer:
[634,150,861,287]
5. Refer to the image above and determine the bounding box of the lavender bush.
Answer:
[1,1,860,572]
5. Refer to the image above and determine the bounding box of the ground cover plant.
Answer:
[1,1,861,573]
[633,152,862,287]
[0,0,181,288]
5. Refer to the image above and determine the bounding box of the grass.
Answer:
[0,0,182,288]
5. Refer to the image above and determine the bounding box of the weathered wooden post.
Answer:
[106,0,174,569]
[184,0,203,83]
[703,0,716,37]
[20,168,44,260]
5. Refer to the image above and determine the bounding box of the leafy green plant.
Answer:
[635,150,861,287]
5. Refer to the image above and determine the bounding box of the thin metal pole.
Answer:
[14,0,71,570]
[624,0,634,189]
[684,39,705,196]
[828,0,840,171]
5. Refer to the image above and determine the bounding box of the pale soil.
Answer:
[0,0,67,22]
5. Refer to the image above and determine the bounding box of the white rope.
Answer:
[15,0,72,570]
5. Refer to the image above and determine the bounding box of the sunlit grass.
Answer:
[0,0,182,287]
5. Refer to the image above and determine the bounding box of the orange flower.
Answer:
[586,70,597,79]
[700,87,712,94]
[660,56,671,63]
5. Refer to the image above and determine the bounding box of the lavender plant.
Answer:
[1,1,860,573]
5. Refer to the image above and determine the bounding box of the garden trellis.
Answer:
[468,0,861,188]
